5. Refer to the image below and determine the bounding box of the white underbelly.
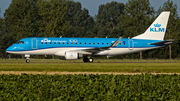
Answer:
[107,47,156,56]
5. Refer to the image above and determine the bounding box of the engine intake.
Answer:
[65,52,83,60]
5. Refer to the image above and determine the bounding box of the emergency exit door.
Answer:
[32,38,37,49]
[128,39,134,50]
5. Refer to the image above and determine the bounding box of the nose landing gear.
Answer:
[26,59,30,63]
[25,54,30,63]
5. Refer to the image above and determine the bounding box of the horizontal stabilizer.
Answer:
[150,39,174,45]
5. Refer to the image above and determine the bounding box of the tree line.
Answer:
[0,0,180,59]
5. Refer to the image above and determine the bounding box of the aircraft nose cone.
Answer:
[6,45,16,53]
[6,47,12,52]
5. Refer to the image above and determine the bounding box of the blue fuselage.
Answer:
[6,37,163,53]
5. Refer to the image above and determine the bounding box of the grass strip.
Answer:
[0,63,180,73]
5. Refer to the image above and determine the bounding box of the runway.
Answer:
[0,71,180,75]
[0,62,180,63]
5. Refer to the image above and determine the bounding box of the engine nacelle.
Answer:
[65,52,83,60]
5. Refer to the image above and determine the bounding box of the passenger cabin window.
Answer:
[59,42,60,44]
[98,43,99,45]
[102,43,104,45]
[50,42,52,44]
[85,43,87,44]
[46,42,47,44]
[93,43,95,45]
[41,42,43,44]
[71,42,73,44]
[120,43,121,45]
[76,43,77,44]
[54,42,56,44]
[107,43,109,45]
[89,43,91,45]
[80,42,82,44]
[67,42,69,44]
[63,42,65,44]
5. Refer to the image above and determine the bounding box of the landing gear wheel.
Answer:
[83,57,94,63]
[89,58,93,63]
[26,59,30,63]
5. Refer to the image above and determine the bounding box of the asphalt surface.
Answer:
[0,62,180,63]
[0,71,180,75]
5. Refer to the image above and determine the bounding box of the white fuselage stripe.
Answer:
[6,46,161,56]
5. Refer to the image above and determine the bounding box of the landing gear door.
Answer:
[32,38,37,49]
[128,39,134,50]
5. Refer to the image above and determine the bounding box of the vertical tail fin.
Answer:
[133,11,170,40]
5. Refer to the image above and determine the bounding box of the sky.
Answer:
[0,0,180,17]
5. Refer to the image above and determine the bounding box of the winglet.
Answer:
[76,37,122,52]
[110,37,122,47]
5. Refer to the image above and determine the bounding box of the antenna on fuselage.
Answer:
[60,36,62,38]
[106,36,108,38]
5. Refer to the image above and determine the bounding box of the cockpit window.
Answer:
[16,41,20,44]
[20,41,24,44]
[16,41,24,44]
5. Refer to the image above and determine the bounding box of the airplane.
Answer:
[6,11,173,63]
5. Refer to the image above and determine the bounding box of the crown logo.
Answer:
[154,23,161,27]
[41,38,51,42]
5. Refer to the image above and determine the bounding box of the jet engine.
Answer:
[65,52,83,60]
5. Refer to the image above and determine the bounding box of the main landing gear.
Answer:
[83,56,94,63]
[25,54,30,63]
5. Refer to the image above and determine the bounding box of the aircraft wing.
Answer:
[150,39,174,45]
[75,37,122,53]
